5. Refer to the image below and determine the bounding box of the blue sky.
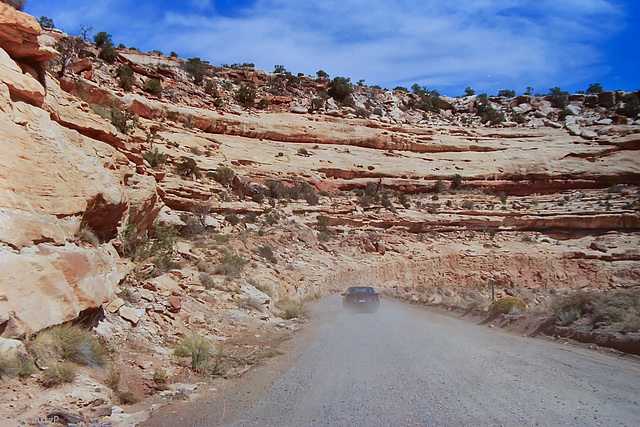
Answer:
[25,0,639,96]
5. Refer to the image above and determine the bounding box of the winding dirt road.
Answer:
[144,295,640,426]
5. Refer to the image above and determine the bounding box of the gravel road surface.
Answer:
[144,294,640,426]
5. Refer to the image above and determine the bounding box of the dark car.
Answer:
[342,286,380,312]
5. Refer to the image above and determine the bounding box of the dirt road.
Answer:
[144,295,640,426]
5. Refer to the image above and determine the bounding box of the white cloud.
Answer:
[27,0,627,94]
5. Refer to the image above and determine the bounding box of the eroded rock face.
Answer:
[0,10,162,336]
[0,47,45,106]
[0,3,57,68]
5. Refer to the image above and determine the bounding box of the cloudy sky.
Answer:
[25,0,639,96]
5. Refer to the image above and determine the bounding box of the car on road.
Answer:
[342,286,380,312]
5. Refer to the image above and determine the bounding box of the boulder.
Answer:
[150,274,182,295]
[118,305,141,325]
[512,103,532,114]
[597,92,616,108]
[68,58,92,74]
[291,105,308,114]
[0,337,26,361]
[543,119,562,128]
[104,297,125,313]
[527,118,544,128]
[439,96,455,110]
[454,96,475,113]
[0,243,122,338]
[566,123,581,136]
[515,95,531,105]
[565,104,581,116]
[298,226,317,245]
[363,238,376,253]
[584,94,598,107]
[580,129,598,140]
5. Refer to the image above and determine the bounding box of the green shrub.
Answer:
[328,77,353,103]
[119,220,177,264]
[214,253,246,277]
[464,87,475,96]
[225,212,240,225]
[262,348,285,358]
[316,70,328,78]
[184,57,206,84]
[556,306,582,326]
[212,166,235,186]
[548,87,569,109]
[409,84,440,113]
[355,108,371,118]
[38,16,54,29]
[117,390,139,404]
[93,31,110,47]
[235,83,257,108]
[116,65,135,91]
[498,89,516,98]
[451,174,463,189]
[176,157,201,178]
[142,148,168,167]
[476,94,505,125]
[586,83,603,94]
[461,199,474,209]
[41,362,76,388]
[251,192,264,203]
[1,0,25,10]
[98,44,118,63]
[144,78,163,96]
[109,106,135,134]
[316,215,329,232]
[489,296,527,314]
[592,289,640,330]
[0,355,16,378]
[552,289,640,331]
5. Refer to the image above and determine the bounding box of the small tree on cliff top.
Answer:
[1,0,26,11]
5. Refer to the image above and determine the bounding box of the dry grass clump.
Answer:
[552,288,640,331]
[0,353,37,379]
[278,299,304,319]
[174,331,211,373]
[153,368,168,389]
[261,348,285,359]
[41,362,77,388]
[28,324,106,368]
[489,296,527,315]
[199,272,215,289]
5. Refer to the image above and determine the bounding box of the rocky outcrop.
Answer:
[0,12,162,337]
[0,3,57,66]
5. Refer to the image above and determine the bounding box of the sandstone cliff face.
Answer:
[0,6,160,337]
